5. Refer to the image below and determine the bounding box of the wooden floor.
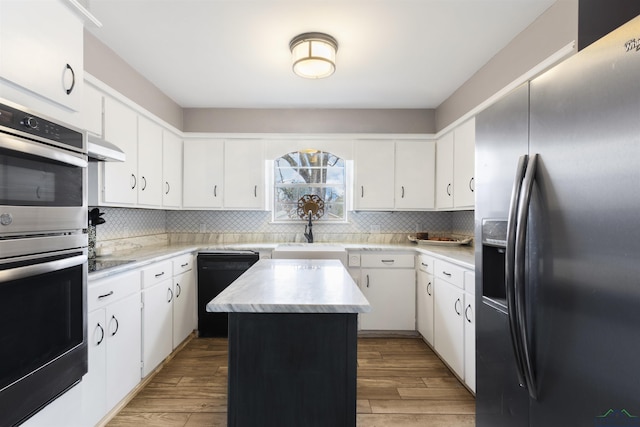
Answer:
[107,337,475,427]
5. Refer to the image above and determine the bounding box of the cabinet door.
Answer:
[183,139,224,208]
[82,309,108,426]
[0,0,83,111]
[435,132,454,209]
[354,140,395,210]
[463,292,476,392]
[434,278,464,378]
[83,84,104,137]
[103,97,138,205]
[137,116,163,207]
[395,140,436,210]
[142,279,173,377]
[454,118,475,208]
[224,139,264,209]
[106,291,142,409]
[163,131,183,208]
[416,270,435,346]
[173,269,196,349]
[360,268,415,330]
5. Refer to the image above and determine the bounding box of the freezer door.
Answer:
[528,16,640,426]
[475,82,531,426]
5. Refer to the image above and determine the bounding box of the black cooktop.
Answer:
[88,259,135,273]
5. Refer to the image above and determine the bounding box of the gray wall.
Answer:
[84,31,184,130]
[435,0,579,131]
[183,108,435,134]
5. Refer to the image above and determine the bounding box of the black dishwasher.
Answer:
[197,251,259,337]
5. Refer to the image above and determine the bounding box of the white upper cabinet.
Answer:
[453,118,475,208]
[436,118,476,210]
[137,116,163,207]
[354,140,395,210]
[182,139,224,209]
[0,0,83,112]
[82,84,103,137]
[395,140,436,210]
[224,139,265,210]
[436,132,454,209]
[162,131,183,209]
[103,97,138,205]
[355,139,435,211]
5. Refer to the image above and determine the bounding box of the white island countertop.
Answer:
[206,259,371,314]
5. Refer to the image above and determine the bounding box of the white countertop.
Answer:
[206,259,372,314]
[88,241,475,281]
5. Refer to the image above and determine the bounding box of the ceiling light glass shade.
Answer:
[289,32,338,79]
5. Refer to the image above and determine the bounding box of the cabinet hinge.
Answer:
[140,361,144,369]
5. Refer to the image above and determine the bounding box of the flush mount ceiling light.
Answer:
[289,32,338,79]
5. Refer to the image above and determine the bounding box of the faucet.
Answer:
[304,210,314,243]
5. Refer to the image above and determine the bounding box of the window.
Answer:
[274,150,346,222]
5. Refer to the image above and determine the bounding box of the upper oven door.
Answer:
[0,132,87,236]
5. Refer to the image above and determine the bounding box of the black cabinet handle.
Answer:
[176,283,182,298]
[447,183,452,196]
[155,272,165,278]
[131,174,137,189]
[110,315,119,336]
[361,186,364,198]
[98,290,114,299]
[65,63,76,95]
[165,181,170,195]
[401,186,405,198]
[427,282,432,296]
[254,185,257,197]
[465,304,473,323]
[167,287,174,303]
[454,298,462,316]
[96,323,105,346]
[469,177,475,192]
[442,271,452,277]
[141,176,147,191]
[366,275,370,288]
[214,185,217,197]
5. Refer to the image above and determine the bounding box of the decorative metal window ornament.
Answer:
[297,194,325,220]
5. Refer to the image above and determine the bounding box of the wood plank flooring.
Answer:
[106,337,475,427]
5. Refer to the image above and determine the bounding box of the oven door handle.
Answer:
[0,133,87,168]
[0,254,87,283]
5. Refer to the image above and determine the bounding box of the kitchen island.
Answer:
[206,259,371,427]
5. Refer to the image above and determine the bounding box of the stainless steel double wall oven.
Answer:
[0,100,88,426]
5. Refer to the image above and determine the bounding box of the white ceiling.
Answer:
[87,0,556,109]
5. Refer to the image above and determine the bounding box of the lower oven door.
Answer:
[0,247,88,426]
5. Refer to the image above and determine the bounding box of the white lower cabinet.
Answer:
[141,255,197,376]
[83,271,142,426]
[141,260,174,377]
[432,258,475,390]
[463,271,476,392]
[358,253,415,330]
[434,276,465,378]
[172,254,196,349]
[416,254,435,346]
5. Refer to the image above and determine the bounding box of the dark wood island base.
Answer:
[227,312,358,427]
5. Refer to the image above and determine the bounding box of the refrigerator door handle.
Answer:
[515,153,539,400]
[506,154,529,388]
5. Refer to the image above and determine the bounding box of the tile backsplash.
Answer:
[92,207,474,243]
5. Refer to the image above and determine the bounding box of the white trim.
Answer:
[62,0,102,27]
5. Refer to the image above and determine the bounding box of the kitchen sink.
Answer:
[271,244,348,266]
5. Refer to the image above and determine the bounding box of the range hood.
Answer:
[87,134,126,162]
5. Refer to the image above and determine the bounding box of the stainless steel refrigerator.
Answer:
[475,15,640,427]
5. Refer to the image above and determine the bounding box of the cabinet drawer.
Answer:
[141,260,172,288]
[417,254,435,274]
[434,260,465,289]
[88,270,140,311]
[361,253,414,268]
[172,254,194,275]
